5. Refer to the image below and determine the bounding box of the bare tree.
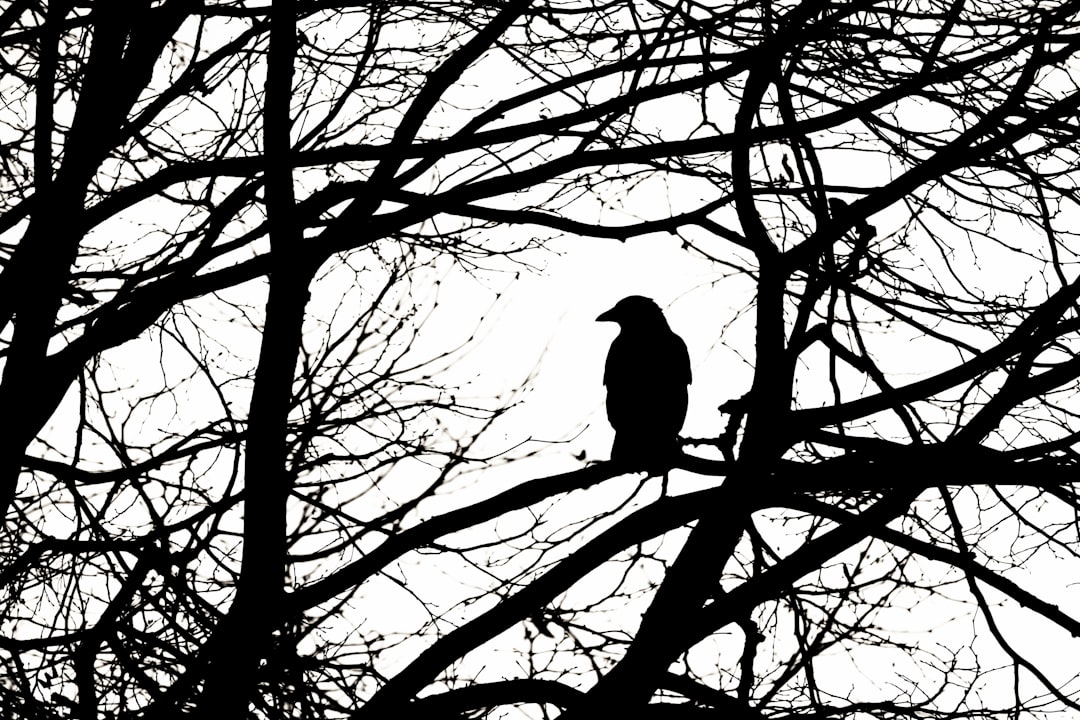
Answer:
[3,1,1080,718]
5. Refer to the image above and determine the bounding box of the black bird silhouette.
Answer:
[597,296,691,470]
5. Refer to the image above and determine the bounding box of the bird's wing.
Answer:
[603,330,691,432]
[671,331,691,386]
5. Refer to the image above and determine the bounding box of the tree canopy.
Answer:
[3,1,1080,718]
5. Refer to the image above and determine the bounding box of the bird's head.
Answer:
[596,295,669,330]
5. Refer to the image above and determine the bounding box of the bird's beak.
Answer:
[596,308,616,322]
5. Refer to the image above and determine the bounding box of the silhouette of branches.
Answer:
[2,1,1080,719]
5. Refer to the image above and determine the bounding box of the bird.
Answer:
[596,296,691,471]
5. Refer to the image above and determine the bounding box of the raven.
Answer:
[597,296,691,469]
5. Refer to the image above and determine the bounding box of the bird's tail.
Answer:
[611,433,681,472]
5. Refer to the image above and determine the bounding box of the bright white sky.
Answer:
[466,231,752,467]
